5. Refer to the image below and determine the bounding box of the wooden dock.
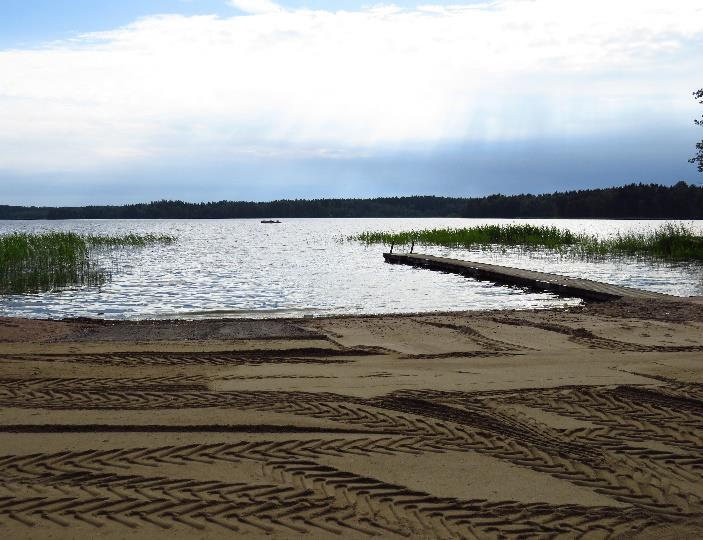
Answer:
[383,252,674,302]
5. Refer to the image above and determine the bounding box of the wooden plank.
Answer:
[383,252,674,301]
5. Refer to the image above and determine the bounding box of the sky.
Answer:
[1,0,702,205]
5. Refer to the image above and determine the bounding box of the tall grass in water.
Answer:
[352,223,703,261]
[578,223,703,260]
[354,225,580,250]
[85,233,177,248]
[0,232,176,294]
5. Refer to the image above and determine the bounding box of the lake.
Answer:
[1,218,702,319]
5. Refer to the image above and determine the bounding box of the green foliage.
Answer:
[84,233,176,248]
[690,88,703,174]
[0,232,176,294]
[352,223,703,261]
[0,232,97,294]
[577,223,703,260]
[354,225,579,250]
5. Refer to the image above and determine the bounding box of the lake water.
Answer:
[1,218,702,319]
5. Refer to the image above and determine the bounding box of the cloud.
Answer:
[228,0,282,14]
[0,1,701,174]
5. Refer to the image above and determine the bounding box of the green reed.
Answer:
[351,223,703,261]
[0,232,177,294]
[353,225,580,249]
[85,233,177,248]
[575,223,703,261]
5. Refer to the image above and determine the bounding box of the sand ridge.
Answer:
[1,298,703,538]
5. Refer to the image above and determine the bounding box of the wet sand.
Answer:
[1,298,703,538]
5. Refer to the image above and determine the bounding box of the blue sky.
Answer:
[1,0,702,205]
[0,1,447,47]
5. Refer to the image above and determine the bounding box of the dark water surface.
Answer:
[1,218,701,319]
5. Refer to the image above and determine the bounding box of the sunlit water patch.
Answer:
[1,218,701,319]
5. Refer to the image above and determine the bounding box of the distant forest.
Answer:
[1,182,702,220]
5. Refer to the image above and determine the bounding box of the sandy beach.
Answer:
[1,298,703,538]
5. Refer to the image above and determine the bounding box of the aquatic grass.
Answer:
[351,223,703,261]
[85,233,177,248]
[0,232,177,294]
[574,223,703,260]
[0,232,97,294]
[352,225,581,250]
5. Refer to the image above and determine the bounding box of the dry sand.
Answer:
[1,298,703,538]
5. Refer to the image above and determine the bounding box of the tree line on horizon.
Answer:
[1,182,702,220]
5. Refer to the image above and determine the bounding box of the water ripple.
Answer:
[1,218,701,319]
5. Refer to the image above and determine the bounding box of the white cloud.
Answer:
[228,0,282,14]
[0,1,702,173]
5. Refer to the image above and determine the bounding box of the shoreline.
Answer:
[3,295,703,341]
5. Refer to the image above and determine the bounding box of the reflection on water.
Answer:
[1,218,701,319]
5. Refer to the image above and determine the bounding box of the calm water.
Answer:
[1,218,702,319]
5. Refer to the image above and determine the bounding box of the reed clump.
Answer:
[577,223,703,260]
[0,232,176,294]
[352,223,703,261]
[85,233,177,248]
[353,224,580,250]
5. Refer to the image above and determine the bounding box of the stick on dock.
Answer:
[384,252,673,302]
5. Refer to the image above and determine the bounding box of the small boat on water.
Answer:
[261,219,282,224]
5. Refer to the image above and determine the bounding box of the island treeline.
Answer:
[1,182,701,220]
